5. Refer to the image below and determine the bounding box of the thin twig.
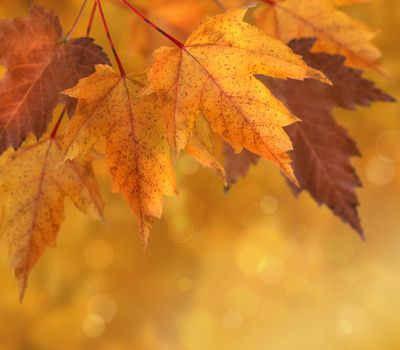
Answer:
[96,0,126,76]
[65,0,88,40]
[52,0,91,138]
[50,108,67,139]
[119,0,184,49]
[86,1,98,37]
[212,0,226,11]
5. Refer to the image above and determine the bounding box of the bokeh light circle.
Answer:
[168,216,194,243]
[365,157,396,186]
[260,195,278,214]
[376,130,400,163]
[222,310,243,330]
[87,294,117,323]
[82,314,106,338]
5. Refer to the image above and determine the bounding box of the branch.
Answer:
[65,0,88,40]
[119,0,184,49]
[96,0,126,76]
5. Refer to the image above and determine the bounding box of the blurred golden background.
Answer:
[0,1,399,349]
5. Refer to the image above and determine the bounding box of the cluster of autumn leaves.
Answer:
[0,0,395,299]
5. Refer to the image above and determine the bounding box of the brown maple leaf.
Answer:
[285,39,396,110]
[224,142,259,187]
[226,38,395,236]
[0,4,109,154]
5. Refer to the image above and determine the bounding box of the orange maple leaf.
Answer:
[144,8,329,184]
[63,65,176,246]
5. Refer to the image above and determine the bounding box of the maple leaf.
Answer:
[275,38,396,109]
[63,65,176,246]
[0,134,104,300]
[186,113,226,184]
[225,38,394,235]
[254,0,383,73]
[224,142,259,187]
[144,8,329,184]
[0,5,109,154]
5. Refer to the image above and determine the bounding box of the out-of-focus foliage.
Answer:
[0,1,399,349]
[0,4,109,154]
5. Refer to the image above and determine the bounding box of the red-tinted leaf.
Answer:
[289,38,396,109]
[0,5,110,154]
[226,38,395,236]
[224,142,259,188]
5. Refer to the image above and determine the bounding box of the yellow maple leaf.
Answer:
[253,0,382,72]
[0,134,104,300]
[186,113,227,185]
[63,65,176,246]
[143,8,328,183]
